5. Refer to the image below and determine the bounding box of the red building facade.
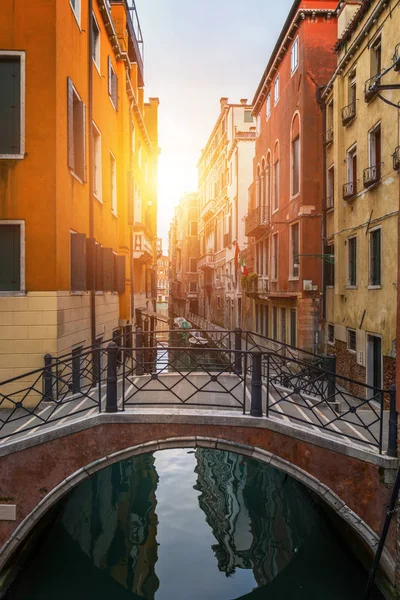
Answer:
[245,0,337,352]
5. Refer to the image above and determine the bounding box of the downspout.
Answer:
[88,0,96,347]
[317,85,327,353]
[130,100,135,324]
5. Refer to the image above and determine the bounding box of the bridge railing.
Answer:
[0,328,396,455]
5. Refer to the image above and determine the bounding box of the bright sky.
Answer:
[135,0,294,251]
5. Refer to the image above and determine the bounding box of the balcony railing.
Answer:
[363,164,382,188]
[246,276,269,298]
[245,205,270,236]
[341,102,356,126]
[394,43,400,72]
[364,73,381,102]
[343,181,357,201]
[198,252,215,270]
[392,146,400,171]
[323,128,334,145]
[214,248,226,265]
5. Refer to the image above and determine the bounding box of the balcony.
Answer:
[214,248,226,266]
[394,43,400,72]
[363,164,382,188]
[341,102,356,126]
[364,74,380,103]
[323,128,334,146]
[392,146,400,171]
[245,206,270,237]
[246,276,269,298]
[198,252,215,270]
[133,230,153,262]
[343,181,357,201]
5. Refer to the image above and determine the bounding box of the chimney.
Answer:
[337,1,362,39]
[220,97,229,110]
[240,98,248,105]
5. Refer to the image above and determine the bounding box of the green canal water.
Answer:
[6,448,383,599]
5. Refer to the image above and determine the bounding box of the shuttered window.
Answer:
[102,248,114,291]
[325,244,335,287]
[70,232,87,291]
[116,255,126,294]
[0,55,23,156]
[108,57,118,110]
[95,243,103,291]
[0,224,21,291]
[348,237,357,287]
[369,229,381,286]
[290,223,299,278]
[86,238,96,291]
[67,78,86,182]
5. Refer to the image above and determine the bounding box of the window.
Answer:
[266,93,271,119]
[274,75,280,105]
[272,233,278,280]
[371,36,382,78]
[369,228,381,287]
[70,231,87,291]
[368,123,382,180]
[108,57,118,110]
[93,123,102,200]
[327,99,333,132]
[348,236,357,287]
[189,282,197,293]
[327,324,335,344]
[70,0,81,25]
[327,165,334,209]
[291,37,299,74]
[189,258,197,273]
[0,52,25,158]
[346,145,357,195]
[244,110,253,123]
[325,245,335,287]
[110,152,117,215]
[67,78,86,181]
[291,135,300,196]
[134,235,142,250]
[347,328,356,352]
[290,310,297,347]
[273,156,279,211]
[0,223,24,292]
[280,308,286,343]
[217,296,221,309]
[190,222,198,236]
[348,70,357,107]
[290,223,299,279]
[92,13,100,70]
[272,306,278,340]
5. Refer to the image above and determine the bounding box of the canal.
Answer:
[6,448,383,599]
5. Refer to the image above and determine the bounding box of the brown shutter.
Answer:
[117,255,126,293]
[95,243,103,291]
[112,72,118,111]
[70,233,87,291]
[102,248,114,291]
[67,77,74,171]
[113,253,118,292]
[86,238,96,290]
[108,57,112,96]
[82,102,87,182]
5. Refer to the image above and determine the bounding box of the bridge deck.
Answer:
[0,372,389,453]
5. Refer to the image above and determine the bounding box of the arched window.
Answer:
[261,158,266,208]
[291,113,300,197]
[273,142,279,211]
[265,152,271,210]
[256,164,261,207]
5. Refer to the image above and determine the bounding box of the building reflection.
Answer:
[194,448,316,586]
[60,453,160,598]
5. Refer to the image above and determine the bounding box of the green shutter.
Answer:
[0,58,21,155]
[0,225,20,291]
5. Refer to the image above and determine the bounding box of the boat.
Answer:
[188,331,209,347]
[173,317,192,329]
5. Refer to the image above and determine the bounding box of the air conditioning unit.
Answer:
[303,280,313,291]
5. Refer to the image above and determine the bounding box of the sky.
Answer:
[135,0,294,251]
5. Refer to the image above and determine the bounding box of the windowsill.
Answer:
[70,170,84,184]
[326,207,334,213]
[344,116,357,128]
[95,291,104,295]
[368,285,382,290]
[94,194,103,204]
[111,210,118,219]
[0,154,24,160]
[70,291,87,295]
[266,114,271,121]
[0,291,26,297]
[288,276,299,281]
[70,4,82,30]
[327,340,335,346]
[326,285,334,289]
[274,100,279,107]
[347,349,356,354]
[109,96,117,111]
[291,65,299,77]
[346,285,357,290]
[93,59,101,77]
[290,192,300,201]
[272,208,279,215]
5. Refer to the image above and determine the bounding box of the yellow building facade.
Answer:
[0,0,159,387]
[322,0,399,391]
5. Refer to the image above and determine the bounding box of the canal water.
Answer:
[6,448,383,599]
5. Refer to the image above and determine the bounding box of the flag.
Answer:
[240,252,248,277]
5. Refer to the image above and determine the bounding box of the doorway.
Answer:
[366,334,382,398]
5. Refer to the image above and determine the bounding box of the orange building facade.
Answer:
[0,0,159,382]
[246,0,337,352]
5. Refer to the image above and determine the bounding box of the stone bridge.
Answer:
[0,408,398,597]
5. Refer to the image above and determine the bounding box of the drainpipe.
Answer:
[88,0,96,347]
[130,100,135,324]
[317,85,327,354]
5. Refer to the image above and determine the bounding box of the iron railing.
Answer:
[341,102,356,125]
[0,328,396,455]
[392,146,400,171]
[343,180,357,200]
[245,206,270,236]
[323,128,334,145]
[363,164,382,188]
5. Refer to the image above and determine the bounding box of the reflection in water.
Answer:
[7,449,383,600]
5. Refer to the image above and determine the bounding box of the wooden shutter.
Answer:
[74,99,85,181]
[0,57,21,155]
[112,71,118,110]
[67,77,75,171]
[107,57,112,96]
[117,255,126,293]
[102,248,114,291]
[70,233,87,291]
[95,244,103,291]
[86,238,96,290]
[81,102,87,182]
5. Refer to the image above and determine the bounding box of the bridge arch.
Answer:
[0,435,394,591]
